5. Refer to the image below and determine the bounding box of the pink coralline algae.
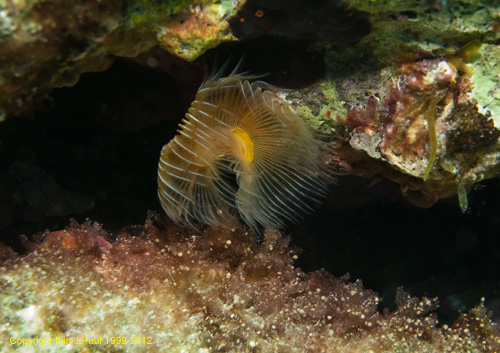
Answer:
[344,51,500,208]
[0,214,498,352]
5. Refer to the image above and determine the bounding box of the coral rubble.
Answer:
[0,215,498,352]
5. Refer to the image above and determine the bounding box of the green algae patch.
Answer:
[344,0,500,67]
[470,43,500,128]
[127,0,187,27]
[320,80,350,127]
[291,80,348,133]
[124,0,241,61]
[155,1,238,61]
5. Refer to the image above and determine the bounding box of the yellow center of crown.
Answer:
[231,127,254,164]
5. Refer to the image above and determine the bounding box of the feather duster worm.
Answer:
[158,73,333,232]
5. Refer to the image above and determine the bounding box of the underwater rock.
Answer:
[0,0,372,123]
[288,0,500,208]
[0,214,498,352]
[0,0,244,121]
[344,0,500,65]
[228,0,370,44]
[343,53,500,208]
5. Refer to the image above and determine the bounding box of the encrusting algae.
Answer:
[158,72,334,232]
[1,215,499,353]
[343,38,500,209]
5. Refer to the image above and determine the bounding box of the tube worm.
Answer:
[158,73,333,232]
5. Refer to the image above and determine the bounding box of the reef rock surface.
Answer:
[291,0,500,208]
[0,0,244,121]
[0,214,498,352]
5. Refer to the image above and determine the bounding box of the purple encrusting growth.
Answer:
[0,214,498,352]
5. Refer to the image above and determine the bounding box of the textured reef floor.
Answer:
[0,214,498,352]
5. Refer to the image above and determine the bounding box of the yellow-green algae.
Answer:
[127,0,188,26]
[292,80,349,133]
[470,43,500,125]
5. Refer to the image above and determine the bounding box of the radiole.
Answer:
[158,72,333,232]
